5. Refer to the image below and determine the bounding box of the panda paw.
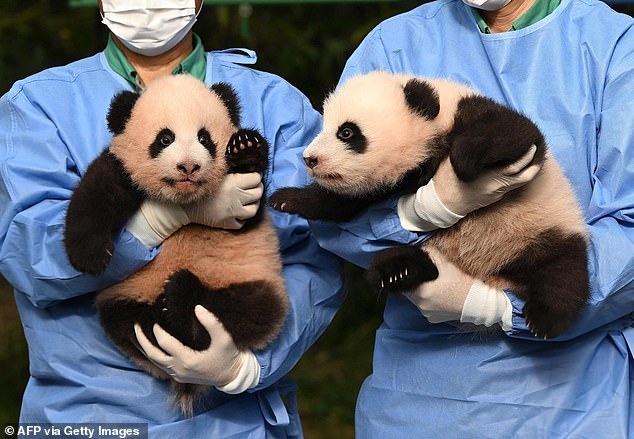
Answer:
[522,298,575,340]
[226,129,269,174]
[366,246,439,294]
[269,187,320,219]
[66,236,114,276]
[269,187,300,213]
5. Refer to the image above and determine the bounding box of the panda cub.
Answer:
[270,71,589,339]
[64,74,288,416]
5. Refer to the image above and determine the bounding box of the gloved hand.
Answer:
[126,172,263,248]
[398,145,540,231]
[405,248,512,331]
[184,172,264,229]
[134,305,261,393]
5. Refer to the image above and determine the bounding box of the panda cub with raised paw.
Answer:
[270,71,589,339]
[64,74,288,416]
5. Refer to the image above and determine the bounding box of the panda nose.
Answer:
[304,156,319,169]
[177,162,201,176]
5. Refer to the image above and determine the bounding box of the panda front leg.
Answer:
[366,245,440,294]
[270,183,373,222]
[158,269,287,351]
[65,150,145,275]
[448,95,546,183]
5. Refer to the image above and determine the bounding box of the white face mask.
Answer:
[462,0,512,11]
[101,0,199,57]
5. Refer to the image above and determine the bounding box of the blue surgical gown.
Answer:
[0,49,345,438]
[311,0,634,437]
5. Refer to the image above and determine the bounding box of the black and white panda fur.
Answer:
[64,74,288,416]
[270,71,588,339]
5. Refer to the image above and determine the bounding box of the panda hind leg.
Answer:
[503,231,589,339]
[156,269,213,350]
[448,95,546,183]
[160,269,287,351]
[226,128,269,174]
[97,297,165,376]
[366,245,439,294]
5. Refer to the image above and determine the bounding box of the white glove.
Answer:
[134,305,261,393]
[126,172,263,248]
[398,145,540,231]
[405,248,512,331]
[184,172,263,229]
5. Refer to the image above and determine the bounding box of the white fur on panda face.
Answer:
[148,127,218,203]
[304,72,474,196]
[110,75,236,204]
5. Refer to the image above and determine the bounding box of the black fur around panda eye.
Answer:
[150,128,175,158]
[337,122,359,141]
[337,122,367,153]
[198,133,211,146]
[197,128,216,156]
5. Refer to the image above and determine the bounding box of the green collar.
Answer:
[472,0,561,33]
[104,33,207,89]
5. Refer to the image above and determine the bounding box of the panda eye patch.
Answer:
[198,130,211,146]
[150,128,176,158]
[337,122,366,153]
[197,128,216,156]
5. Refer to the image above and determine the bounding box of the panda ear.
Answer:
[403,79,440,120]
[211,82,241,127]
[107,91,140,135]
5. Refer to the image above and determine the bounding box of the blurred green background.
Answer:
[2,1,633,438]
